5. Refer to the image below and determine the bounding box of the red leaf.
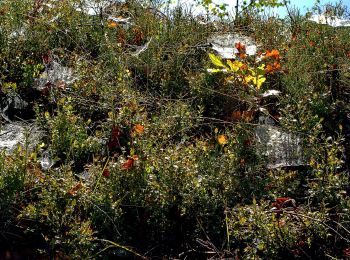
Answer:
[272,197,297,210]
[235,42,246,53]
[227,110,241,122]
[102,168,110,177]
[42,52,52,64]
[343,248,350,257]
[108,125,121,150]
[121,155,138,170]
[121,158,134,170]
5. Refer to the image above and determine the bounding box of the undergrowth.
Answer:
[0,0,350,258]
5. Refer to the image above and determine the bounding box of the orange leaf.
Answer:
[272,197,296,210]
[242,110,255,122]
[132,27,144,45]
[265,49,280,60]
[67,182,83,196]
[266,61,281,74]
[274,61,281,70]
[117,28,126,46]
[235,42,246,53]
[266,64,274,73]
[134,124,144,134]
[229,110,242,122]
[107,21,118,28]
[217,135,227,145]
[276,197,291,204]
[239,53,247,59]
[240,63,248,71]
[121,158,135,170]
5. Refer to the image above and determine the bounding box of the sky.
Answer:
[267,0,350,17]
[174,0,350,17]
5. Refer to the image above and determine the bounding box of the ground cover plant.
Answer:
[0,0,350,258]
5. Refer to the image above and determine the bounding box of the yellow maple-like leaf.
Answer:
[244,70,266,90]
[227,60,243,72]
[244,75,254,84]
[217,135,227,145]
[209,53,226,68]
[254,75,266,90]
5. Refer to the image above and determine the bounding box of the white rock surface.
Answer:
[35,61,77,91]
[0,122,43,153]
[308,14,350,27]
[208,34,258,59]
[255,125,305,169]
[74,0,112,16]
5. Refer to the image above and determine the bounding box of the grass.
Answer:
[0,0,350,258]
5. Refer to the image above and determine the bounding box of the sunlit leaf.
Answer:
[209,53,226,68]
[242,110,255,122]
[67,182,83,196]
[265,49,280,59]
[108,21,118,28]
[134,124,144,134]
[227,60,243,72]
[102,168,110,177]
[217,134,227,145]
[121,155,138,170]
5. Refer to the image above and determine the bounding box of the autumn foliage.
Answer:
[0,0,349,259]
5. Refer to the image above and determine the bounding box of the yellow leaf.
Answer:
[244,75,254,84]
[254,75,266,90]
[44,111,50,119]
[244,74,266,90]
[209,53,226,68]
[257,64,266,75]
[217,135,227,145]
[227,60,243,72]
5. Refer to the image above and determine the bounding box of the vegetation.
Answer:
[0,0,349,258]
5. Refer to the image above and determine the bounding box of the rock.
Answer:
[126,37,153,57]
[0,91,28,122]
[108,15,133,30]
[39,150,54,171]
[308,14,350,27]
[0,122,43,153]
[255,125,305,169]
[208,33,258,59]
[74,0,112,16]
[261,89,281,98]
[34,61,77,91]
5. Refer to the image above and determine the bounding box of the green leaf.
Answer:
[257,64,266,76]
[209,53,226,68]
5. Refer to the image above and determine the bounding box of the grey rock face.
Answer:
[0,91,28,122]
[255,125,305,169]
[0,122,43,153]
[34,61,77,91]
[308,14,350,27]
[208,33,258,59]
